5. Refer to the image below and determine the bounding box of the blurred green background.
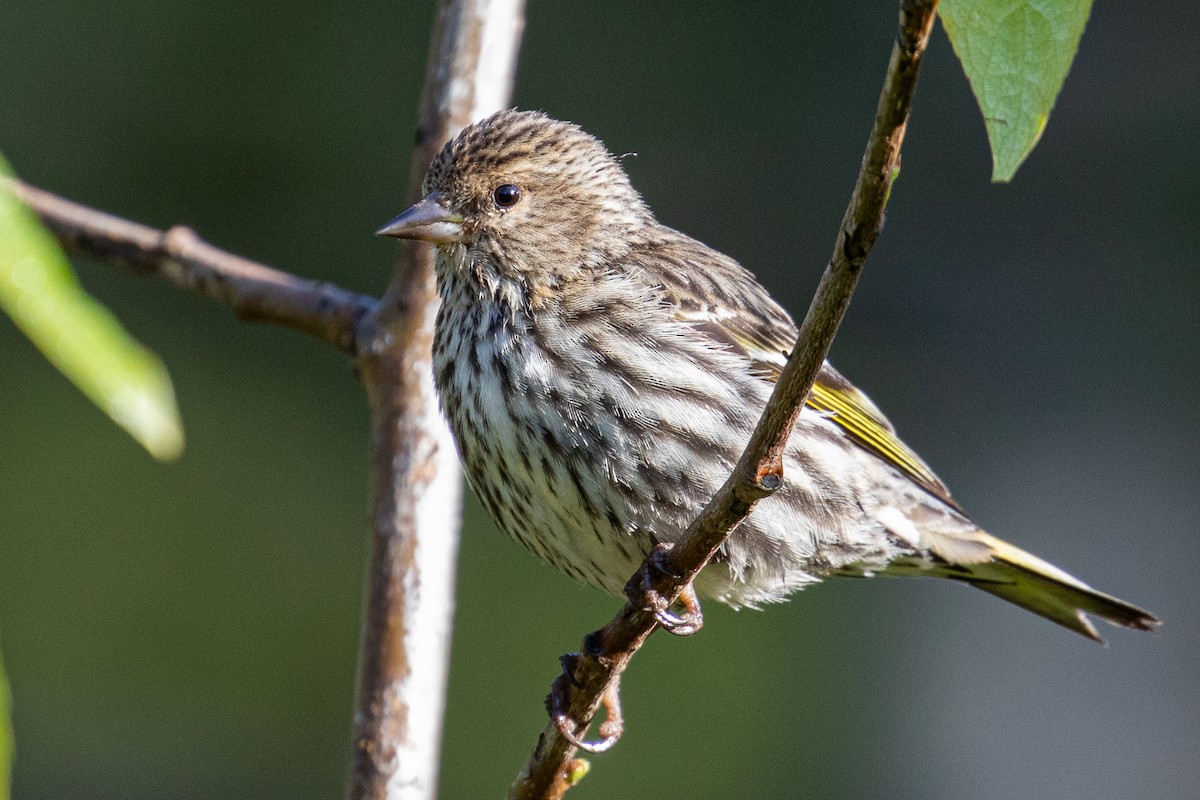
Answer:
[1,2,1196,798]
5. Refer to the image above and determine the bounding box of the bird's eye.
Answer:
[493,184,521,208]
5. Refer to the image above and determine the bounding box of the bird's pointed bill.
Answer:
[376,192,464,244]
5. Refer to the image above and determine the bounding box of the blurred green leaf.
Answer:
[0,647,10,800]
[940,0,1092,182]
[0,157,184,460]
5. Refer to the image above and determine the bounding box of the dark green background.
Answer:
[1,2,1196,798]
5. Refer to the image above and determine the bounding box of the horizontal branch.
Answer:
[509,1,940,797]
[9,179,374,355]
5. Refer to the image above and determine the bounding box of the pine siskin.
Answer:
[379,109,1159,642]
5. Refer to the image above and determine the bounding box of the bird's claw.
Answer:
[625,542,705,636]
[652,587,704,636]
[544,543,703,755]
[548,660,624,754]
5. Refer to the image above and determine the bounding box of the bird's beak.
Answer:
[376,192,465,244]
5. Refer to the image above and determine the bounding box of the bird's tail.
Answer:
[937,532,1160,643]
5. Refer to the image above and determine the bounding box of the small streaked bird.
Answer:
[379,109,1159,642]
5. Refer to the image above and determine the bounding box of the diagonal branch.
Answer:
[509,1,940,797]
[8,179,373,356]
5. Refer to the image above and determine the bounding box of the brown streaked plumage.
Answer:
[379,109,1159,642]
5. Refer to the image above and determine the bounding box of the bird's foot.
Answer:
[625,542,705,636]
[547,653,624,753]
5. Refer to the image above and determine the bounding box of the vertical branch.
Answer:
[347,2,526,800]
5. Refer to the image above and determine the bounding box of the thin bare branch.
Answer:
[7,2,526,796]
[347,2,526,800]
[509,1,940,797]
[8,179,372,356]
[8,2,524,797]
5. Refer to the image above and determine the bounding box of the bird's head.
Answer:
[378,110,652,279]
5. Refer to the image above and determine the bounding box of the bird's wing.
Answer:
[805,364,959,509]
[643,231,957,508]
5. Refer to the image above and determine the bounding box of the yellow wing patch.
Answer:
[654,250,956,509]
[805,377,958,508]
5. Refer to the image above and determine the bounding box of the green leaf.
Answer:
[0,647,10,800]
[0,157,184,460]
[940,0,1092,182]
